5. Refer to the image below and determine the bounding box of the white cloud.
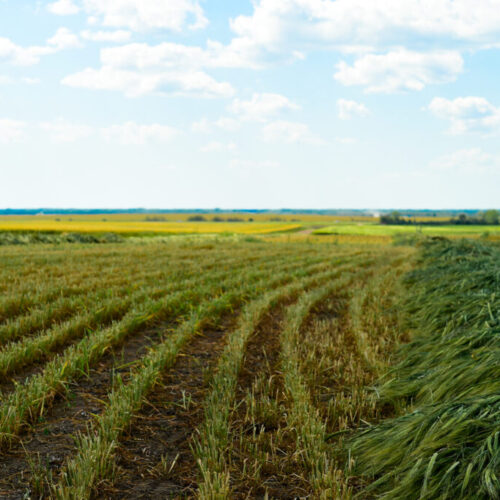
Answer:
[63,66,234,98]
[0,119,26,143]
[0,38,41,66]
[337,99,369,119]
[82,0,208,32]
[228,0,500,62]
[47,0,80,16]
[81,30,132,43]
[201,141,237,153]
[262,120,323,144]
[101,121,178,144]
[38,118,182,144]
[47,27,82,50]
[428,96,500,135]
[429,148,498,174]
[44,0,500,97]
[335,49,463,93]
[97,41,262,71]
[62,41,236,98]
[40,118,93,143]
[99,42,204,69]
[0,29,80,65]
[230,93,299,122]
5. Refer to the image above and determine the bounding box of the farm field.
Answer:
[0,213,497,243]
[0,219,300,236]
[0,212,375,235]
[0,213,372,224]
[0,236,497,499]
[314,223,500,237]
[0,214,405,241]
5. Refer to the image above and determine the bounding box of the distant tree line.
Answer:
[381,210,500,226]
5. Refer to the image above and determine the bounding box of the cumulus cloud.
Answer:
[62,66,234,98]
[62,42,236,98]
[39,119,183,144]
[335,49,463,93]
[429,148,499,173]
[82,0,207,32]
[337,99,369,119]
[0,38,42,66]
[47,0,80,16]
[80,30,132,43]
[97,41,262,71]
[0,28,80,66]
[40,118,93,143]
[192,94,299,135]
[101,121,178,144]
[230,93,299,122]
[228,0,500,60]
[47,27,82,50]
[190,0,500,86]
[428,96,500,135]
[262,120,323,144]
[0,119,26,143]
[45,0,500,98]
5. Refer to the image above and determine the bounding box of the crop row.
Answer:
[0,248,302,346]
[0,242,312,324]
[0,249,344,446]
[52,254,347,498]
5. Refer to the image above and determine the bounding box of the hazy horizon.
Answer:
[0,208,495,213]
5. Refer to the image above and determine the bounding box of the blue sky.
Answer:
[1,0,499,209]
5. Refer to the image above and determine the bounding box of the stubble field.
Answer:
[0,235,497,499]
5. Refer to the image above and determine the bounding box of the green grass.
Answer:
[314,223,500,237]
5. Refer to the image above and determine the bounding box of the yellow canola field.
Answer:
[0,213,372,223]
[0,219,300,235]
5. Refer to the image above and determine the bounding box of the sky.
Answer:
[1,0,499,209]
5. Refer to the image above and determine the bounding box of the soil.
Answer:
[0,310,127,395]
[229,297,309,499]
[0,323,168,499]
[99,310,240,500]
